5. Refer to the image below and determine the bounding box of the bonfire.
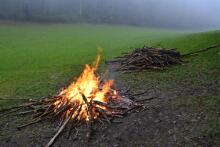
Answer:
[1,54,141,147]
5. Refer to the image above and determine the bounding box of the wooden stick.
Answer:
[54,104,71,117]
[37,104,54,118]
[81,93,94,122]
[17,118,42,129]
[32,111,44,118]
[81,93,94,141]
[67,105,82,138]
[0,97,29,101]
[0,107,23,118]
[18,110,35,115]
[130,90,148,97]
[46,111,74,147]
[135,96,157,103]
[93,100,120,109]
[181,45,220,57]
[96,108,111,124]
[122,104,143,116]
[0,102,38,113]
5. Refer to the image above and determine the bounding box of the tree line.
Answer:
[0,0,219,28]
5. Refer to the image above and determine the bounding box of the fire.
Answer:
[53,54,118,121]
[9,53,136,147]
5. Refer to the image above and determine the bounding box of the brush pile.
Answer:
[0,92,138,147]
[0,54,145,147]
[106,46,183,72]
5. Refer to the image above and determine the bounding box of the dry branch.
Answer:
[67,105,82,138]
[135,96,157,103]
[46,111,74,147]
[181,45,220,57]
[17,118,42,129]
[0,97,28,101]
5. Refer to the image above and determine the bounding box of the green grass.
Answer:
[0,24,219,106]
[0,23,219,143]
[116,30,220,142]
[116,30,220,98]
[0,24,182,104]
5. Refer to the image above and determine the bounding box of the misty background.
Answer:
[0,0,220,29]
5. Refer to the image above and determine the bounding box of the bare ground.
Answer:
[0,68,220,147]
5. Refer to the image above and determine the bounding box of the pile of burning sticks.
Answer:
[106,46,183,72]
[1,91,138,147]
[0,54,145,147]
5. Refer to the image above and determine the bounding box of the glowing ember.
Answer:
[53,54,119,121]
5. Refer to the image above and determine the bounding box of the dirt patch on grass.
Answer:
[0,68,219,147]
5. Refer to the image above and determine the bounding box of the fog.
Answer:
[0,0,219,29]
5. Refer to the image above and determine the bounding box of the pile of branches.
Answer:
[107,46,183,72]
[0,91,144,147]
[107,45,220,72]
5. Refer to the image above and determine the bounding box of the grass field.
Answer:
[0,24,183,103]
[0,24,220,146]
[0,24,219,104]
[0,23,219,104]
[0,25,220,101]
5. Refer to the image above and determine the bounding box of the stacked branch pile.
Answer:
[107,46,183,71]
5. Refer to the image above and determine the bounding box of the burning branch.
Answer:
[0,54,142,146]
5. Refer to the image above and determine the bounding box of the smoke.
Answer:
[0,0,219,29]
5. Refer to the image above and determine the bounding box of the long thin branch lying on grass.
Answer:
[0,107,23,117]
[181,45,220,57]
[17,118,43,129]
[130,90,148,97]
[0,97,29,101]
[134,96,157,103]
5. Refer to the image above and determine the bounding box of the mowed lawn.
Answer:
[0,24,182,107]
[1,23,220,144]
[0,23,219,108]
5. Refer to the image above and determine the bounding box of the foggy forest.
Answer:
[0,0,220,29]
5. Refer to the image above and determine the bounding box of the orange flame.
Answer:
[53,54,118,121]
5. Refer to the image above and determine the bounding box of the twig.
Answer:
[46,111,74,147]
[181,45,220,57]
[135,96,157,103]
[81,93,94,141]
[54,104,71,117]
[93,100,120,109]
[122,104,143,116]
[81,93,95,122]
[18,110,35,115]
[0,97,29,101]
[67,105,82,139]
[96,108,111,124]
[0,104,29,113]
[0,107,23,118]
[0,100,44,113]
[17,118,42,129]
[130,90,148,97]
